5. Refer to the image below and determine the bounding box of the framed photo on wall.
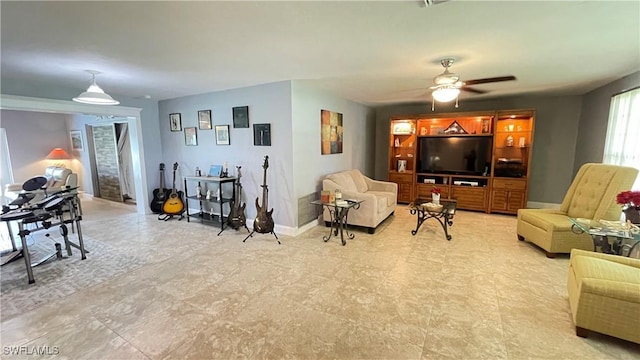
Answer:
[253,123,271,146]
[170,113,182,132]
[198,110,212,130]
[184,127,198,146]
[69,130,84,151]
[215,125,230,145]
[232,106,249,128]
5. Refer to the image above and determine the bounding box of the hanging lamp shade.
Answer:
[73,71,120,105]
[432,86,460,103]
[46,147,71,160]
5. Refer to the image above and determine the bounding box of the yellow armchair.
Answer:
[567,249,640,344]
[517,163,638,257]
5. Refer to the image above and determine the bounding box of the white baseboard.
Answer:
[527,201,561,209]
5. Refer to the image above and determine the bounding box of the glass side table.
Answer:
[569,218,640,258]
[409,198,457,241]
[311,199,363,246]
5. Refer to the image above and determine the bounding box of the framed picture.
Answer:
[232,106,249,128]
[184,127,198,146]
[170,113,182,132]
[198,110,212,130]
[392,121,412,135]
[253,123,271,146]
[215,125,230,145]
[320,109,343,154]
[69,130,84,151]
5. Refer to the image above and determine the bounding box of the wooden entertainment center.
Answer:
[389,110,535,214]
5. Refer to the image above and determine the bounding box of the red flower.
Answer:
[616,191,640,208]
[431,187,441,195]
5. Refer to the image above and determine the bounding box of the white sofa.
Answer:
[322,169,397,233]
[4,166,77,205]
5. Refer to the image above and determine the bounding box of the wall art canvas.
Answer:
[321,109,343,155]
[198,110,212,130]
[184,127,198,146]
[232,106,249,128]
[69,130,84,151]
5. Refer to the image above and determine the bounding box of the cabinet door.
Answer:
[507,190,526,213]
[397,182,413,203]
[490,189,508,212]
[452,187,487,210]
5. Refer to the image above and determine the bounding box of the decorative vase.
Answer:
[623,206,640,224]
[432,193,440,205]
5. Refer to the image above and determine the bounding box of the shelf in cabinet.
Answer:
[495,146,529,150]
[417,134,493,138]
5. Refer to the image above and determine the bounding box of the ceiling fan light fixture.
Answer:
[432,86,460,102]
[72,71,119,105]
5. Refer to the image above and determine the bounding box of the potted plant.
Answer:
[616,190,640,224]
[431,186,441,205]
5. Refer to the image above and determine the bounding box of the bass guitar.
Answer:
[162,162,185,216]
[227,166,248,231]
[150,163,170,214]
[253,156,275,234]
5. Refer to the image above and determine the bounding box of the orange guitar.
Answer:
[162,162,185,215]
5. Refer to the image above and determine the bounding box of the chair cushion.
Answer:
[326,172,358,192]
[572,255,640,285]
[368,191,395,209]
[519,211,573,232]
[348,169,368,193]
[566,169,618,219]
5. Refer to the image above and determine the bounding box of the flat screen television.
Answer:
[418,136,492,176]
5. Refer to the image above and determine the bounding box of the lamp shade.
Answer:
[46,148,71,160]
[432,86,460,103]
[72,71,120,105]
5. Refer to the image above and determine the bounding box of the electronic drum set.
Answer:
[1,177,86,284]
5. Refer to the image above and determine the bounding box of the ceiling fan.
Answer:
[429,58,516,109]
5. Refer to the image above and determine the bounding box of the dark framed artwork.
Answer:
[321,109,343,154]
[253,123,271,146]
[184,127,198,146]
[215,125,230,145]
[170,113,182,132]
[198,110,212,130]
[233,106,249,128]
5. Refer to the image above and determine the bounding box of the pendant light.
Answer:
[73,70,119,105]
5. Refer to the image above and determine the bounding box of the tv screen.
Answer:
[418,137,492,175]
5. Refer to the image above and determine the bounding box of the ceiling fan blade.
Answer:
[464,76,517,85]
[461,87,488,94]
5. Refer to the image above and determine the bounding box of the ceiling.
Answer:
[1,1,639,106]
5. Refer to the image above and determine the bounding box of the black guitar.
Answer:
[254,156,274,233]
[227,166,247,231]
[150,163,170,214]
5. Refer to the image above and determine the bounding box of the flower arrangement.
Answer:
[616,191,640,209]
[431,187,441,195]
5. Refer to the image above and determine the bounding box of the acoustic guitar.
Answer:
[254,156,274,233]
[150,163,170,214]
[162,162,185,215]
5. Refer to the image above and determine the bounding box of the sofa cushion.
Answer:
[572,255,640,285]
[348,169,368,193]
[326,172,358,192]
[368,191,395,209]
[519,211,573,233]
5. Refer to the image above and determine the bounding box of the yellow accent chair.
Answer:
[517,163,638,257]
[567,249,640,343]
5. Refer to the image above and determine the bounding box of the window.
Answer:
[603,87,640,189]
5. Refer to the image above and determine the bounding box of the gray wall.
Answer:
[1,110,69,183]
[573,71,640,174]
[374,94,583,204]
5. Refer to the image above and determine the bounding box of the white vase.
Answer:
[432,193,440,205]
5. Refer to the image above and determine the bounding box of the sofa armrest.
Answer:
[581,278,640,303]
[571,248,640,269]
[364,177,397,193]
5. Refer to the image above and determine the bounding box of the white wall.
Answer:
[158,81,295,227]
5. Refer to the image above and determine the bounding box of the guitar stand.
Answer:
[243,230,280,245]
[158,213,184,221]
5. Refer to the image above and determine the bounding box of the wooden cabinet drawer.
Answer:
[493,178,526,190]
[451,187,487,210]
[389,173,413,184]
[416,184,450,199]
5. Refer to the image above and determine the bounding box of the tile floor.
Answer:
[1,196,639,359]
